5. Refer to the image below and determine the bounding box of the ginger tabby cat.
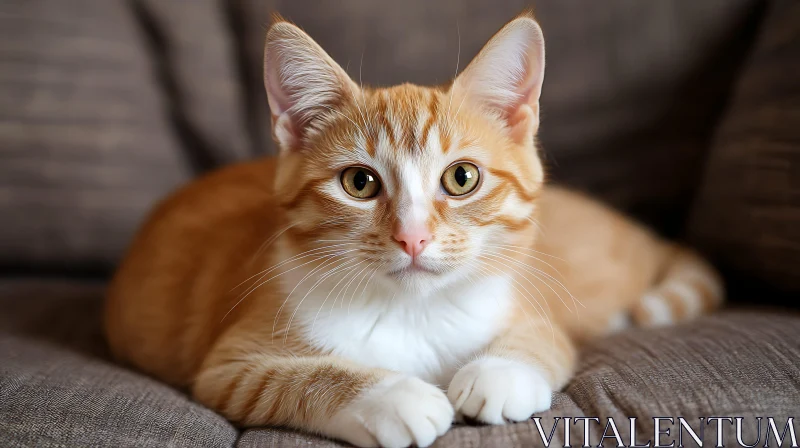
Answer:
[105,13,724,448]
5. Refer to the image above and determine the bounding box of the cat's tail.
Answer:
[631,245,725,327]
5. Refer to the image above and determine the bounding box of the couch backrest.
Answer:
[687,0,800,301]
[0,0,763,276]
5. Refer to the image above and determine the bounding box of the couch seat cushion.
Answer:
[0,280,238,448]
[1,280,798,447]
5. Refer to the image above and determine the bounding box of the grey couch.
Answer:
[1,1,799,447]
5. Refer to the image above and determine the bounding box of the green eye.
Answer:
[441,162,480,196]
[341,167,381,199]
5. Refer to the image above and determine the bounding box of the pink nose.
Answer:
[393,227,432,258]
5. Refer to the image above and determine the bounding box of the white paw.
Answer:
[323,375,454,448]
[447,357,552,424]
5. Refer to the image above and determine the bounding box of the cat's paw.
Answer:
[447,357,552,424]
[323,375,453,448]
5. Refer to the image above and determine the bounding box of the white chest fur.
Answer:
[290,275,513,386]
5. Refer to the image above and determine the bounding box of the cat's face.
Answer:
[266,15,546,294]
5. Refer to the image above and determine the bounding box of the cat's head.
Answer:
[265,14,546,295]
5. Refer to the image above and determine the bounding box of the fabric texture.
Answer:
[3,280,797,447]
[687,0,800,298]
[0,0,193,276]
[0,280,238,448]
[137,0,255,163]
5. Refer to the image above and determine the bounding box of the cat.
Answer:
[104,12,724,448]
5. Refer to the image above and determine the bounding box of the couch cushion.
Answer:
[0,280,238,448]
[687,0,800,300]
[565,310,800,446]
[136,0,255,161]
[0,1,193,275]
[3,280,797,447]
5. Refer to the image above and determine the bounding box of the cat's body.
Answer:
[105,14,723,448]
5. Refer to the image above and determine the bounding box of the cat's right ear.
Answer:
[264,19,359,151]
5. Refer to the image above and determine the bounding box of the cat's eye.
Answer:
[341,167,381,199]
[441,162,480,196]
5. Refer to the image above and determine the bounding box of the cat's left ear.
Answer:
[264,19,360,151]
[451,13,545,146]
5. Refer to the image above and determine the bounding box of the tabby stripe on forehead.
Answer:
[356,92,378,157]
[365,124,377,157]
[457,135,478,151]
[375,94,396,148]
[439,114,452,154]
[401,110,418,153]
[420,91,440,150]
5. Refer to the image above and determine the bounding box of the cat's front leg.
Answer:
[194,350,452,448]
[447,317,576,424]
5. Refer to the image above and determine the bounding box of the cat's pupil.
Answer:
[353,170,367,190]
[455,166,468,187]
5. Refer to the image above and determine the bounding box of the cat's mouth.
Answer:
[386,263,440,277]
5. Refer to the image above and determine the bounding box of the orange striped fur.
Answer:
[105,13,724,448]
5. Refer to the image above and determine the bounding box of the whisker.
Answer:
[484,242,573,286]
[484,243,568,263]
[333,259,377,316]
[482,251,575,314]
[484,248,584,311]
[231,243,359,293]
[475,258,555,339]
[471,259,554,341]
[347,260,382,314]
[477,254,554,318]
[311,260,367,333]
[358,50,374,135]
[525,217,547,237]
[345,57,372,140]
[248,222,297,268]
[387,290,398,306]
[318,104,367,138]
[354,261,385,310]
[461,259,507,330]
[225,249,359,324]
[448,74,474,136]
[283,257,362,344]
[272,254,357,340]
[444,21,461,137]
[270,252,358,339]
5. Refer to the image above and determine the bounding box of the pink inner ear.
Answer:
[264,46,293,121]
[265,50,301,149]
[273,113,300,150]
[508,104,537,146]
